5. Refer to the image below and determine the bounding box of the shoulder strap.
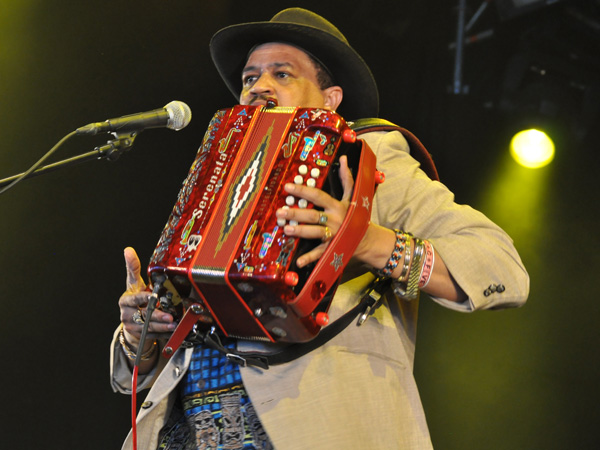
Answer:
[350,118,439,181]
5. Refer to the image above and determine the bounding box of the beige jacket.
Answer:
[110,130,529,449]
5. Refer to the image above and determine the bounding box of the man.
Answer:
[111,8,529,449]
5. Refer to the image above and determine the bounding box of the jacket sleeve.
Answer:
[362,130,529,312]
[109,326,170,394]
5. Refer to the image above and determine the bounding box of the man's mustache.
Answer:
[248,95,278,107]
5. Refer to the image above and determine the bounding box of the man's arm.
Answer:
[276,131,528,309]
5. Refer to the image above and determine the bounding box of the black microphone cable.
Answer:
[0,130,77,195]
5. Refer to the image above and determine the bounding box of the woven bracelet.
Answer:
[375,229,407,277]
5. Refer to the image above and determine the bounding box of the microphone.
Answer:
[76,101,192,135]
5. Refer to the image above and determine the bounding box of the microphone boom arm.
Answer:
[0,131,138,191]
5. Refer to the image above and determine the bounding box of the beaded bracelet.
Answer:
[118,324,157,361]
[375,229,407,277]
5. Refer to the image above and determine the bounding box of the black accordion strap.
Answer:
[350,118,440,181]
[201,277,393,369]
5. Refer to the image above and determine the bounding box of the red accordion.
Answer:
[148,105,381,355]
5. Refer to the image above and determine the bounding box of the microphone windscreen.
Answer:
[165,101,192,130]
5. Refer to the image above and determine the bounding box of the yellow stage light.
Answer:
[510,129,555,168]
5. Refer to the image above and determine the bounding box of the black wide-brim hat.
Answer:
[210,8,379,120]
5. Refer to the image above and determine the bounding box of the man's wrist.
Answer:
[118,324,157,361]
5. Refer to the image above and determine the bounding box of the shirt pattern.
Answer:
[157,341,273,450]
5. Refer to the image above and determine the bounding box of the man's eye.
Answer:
[276,72,290,79]
[243,75,257,86]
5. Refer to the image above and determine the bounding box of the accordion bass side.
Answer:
[148,105,382,354]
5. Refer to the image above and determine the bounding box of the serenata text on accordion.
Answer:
[147,105,382,355]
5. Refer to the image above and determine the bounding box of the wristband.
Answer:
[418,240,435,289]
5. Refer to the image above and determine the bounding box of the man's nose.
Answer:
[249,73,275,96]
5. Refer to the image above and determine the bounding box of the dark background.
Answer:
[1,1,599,448]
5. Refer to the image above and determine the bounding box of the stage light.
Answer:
[510,129,555,168]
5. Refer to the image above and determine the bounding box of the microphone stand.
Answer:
[0,131,138,190]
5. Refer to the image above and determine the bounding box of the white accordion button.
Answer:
[298,164,308,175]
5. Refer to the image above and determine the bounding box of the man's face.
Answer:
[240,43,333,109]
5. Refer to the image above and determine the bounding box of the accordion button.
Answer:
[277,218,287,227]
[375,171,386,184]
[286,195,295,206]
[299,164,308,175]
[310,168,321,178]
[306,178,316,188]
[298,199,308,208]
[294,175,304,184]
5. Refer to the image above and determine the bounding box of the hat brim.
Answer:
[210,21,379,120]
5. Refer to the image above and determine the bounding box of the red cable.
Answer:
[132,365,139,450]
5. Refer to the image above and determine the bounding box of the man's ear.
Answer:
[322,85,343,112]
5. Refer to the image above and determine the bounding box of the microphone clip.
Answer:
[95,131,139,162]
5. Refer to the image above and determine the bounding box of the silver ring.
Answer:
[132,309,145,325]
[322,226,332,242]
[318,212,328,225]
